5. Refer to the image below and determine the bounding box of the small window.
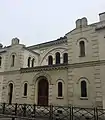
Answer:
[63,53,68,64]
[11,55,15,67]
[27,57,31,67]
[48,55,53,65]
[56,52,60,64]
[58,82,63,97]
[81,80,87,97]
[79,41,85,57]
[32,58,35,67]
[0,56,2,67]
[24,83,28,96]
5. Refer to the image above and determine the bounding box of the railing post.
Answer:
[15,103,17,116]
[23,104,26,117]
[50,105,53,120]
[95,107,98,120]
[71,106,73,120]
[69,106,71,120]
[33,104,36,117]
[2,103,5,114]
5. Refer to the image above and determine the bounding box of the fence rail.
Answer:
[0,103,105,120]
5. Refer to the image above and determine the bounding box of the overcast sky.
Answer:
[0,0,105,46]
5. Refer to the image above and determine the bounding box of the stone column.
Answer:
[94,66,102,107]
[67,68,74,105]
[49,84,53,105]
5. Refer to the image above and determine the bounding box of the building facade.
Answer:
[0,12,105,108]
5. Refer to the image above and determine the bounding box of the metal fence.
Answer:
[0,103,105,120]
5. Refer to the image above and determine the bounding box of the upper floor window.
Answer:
[11,55,15,67]
[79,41,85,57]
[27,57,31,67]
[56,52,60,64]
[81,80,87,97]
[0,56,2,67]
[58,82,63,97]
[32,58,35,67]
[24,83,28,96]
[63,53,68,64]
[48,55,53,65]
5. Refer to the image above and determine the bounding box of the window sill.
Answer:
[79,55,85,57]
[80,97,88,100]
[22,96,27,98]
[56,97,64,99]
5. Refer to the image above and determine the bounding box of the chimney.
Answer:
[99,12,105,21]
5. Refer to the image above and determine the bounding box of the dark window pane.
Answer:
[11,55,15,66]
[63,53,68,63]
[24,83,27,96]
[81,80,87,97]
[58,82,62,97]
[56,52,60,64]
[48,56,53,65]
[27,57,31,67]
[9,83,13,104]
[32,58,35,67]
[0,57,2,66]
[79,41,85,57]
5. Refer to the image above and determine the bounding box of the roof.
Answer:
[27,36,67,50]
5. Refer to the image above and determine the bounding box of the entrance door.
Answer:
[38,79,48,105]
[8,83,13,104]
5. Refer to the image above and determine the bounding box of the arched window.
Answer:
[58,82,63,97]
[0,56,2,67]
[48,55,53,65]
[8,83,13,104]
[63,53,68,64]
[11,55,15,67]
[56,52,60,64]
[79,41,85,57]
[27,57,31,67]
[81,80,87,97]
[32,58,35,67]
[24,83,28,96]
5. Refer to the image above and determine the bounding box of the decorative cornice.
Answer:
[21,60,105,73]
[0,70,20,75]
[0,60,105,74]
[21,64,68,73]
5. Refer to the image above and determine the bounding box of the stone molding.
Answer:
[0,60,105,74]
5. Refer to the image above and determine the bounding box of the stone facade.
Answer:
[0,12,105,108]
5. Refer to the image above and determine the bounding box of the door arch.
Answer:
[8,83,13,104]
[38,78,49,105]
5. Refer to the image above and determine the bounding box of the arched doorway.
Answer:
[38,78,49,105]
[8,83,13,104]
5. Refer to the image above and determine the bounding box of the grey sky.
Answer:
[0,0,105,46]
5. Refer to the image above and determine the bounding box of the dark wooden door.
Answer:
[38,79,48,105]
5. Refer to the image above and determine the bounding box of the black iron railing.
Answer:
[0,103,105,120]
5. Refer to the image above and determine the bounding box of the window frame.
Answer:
[23,83,28,97]
[56,80,64,99]
[0,56,2,67]
[55,52,60,64]
[27,57,31,67]
[48,55,53,65]
[11,54,15,67]
[79,41,85,57]
[63,53,68,64]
